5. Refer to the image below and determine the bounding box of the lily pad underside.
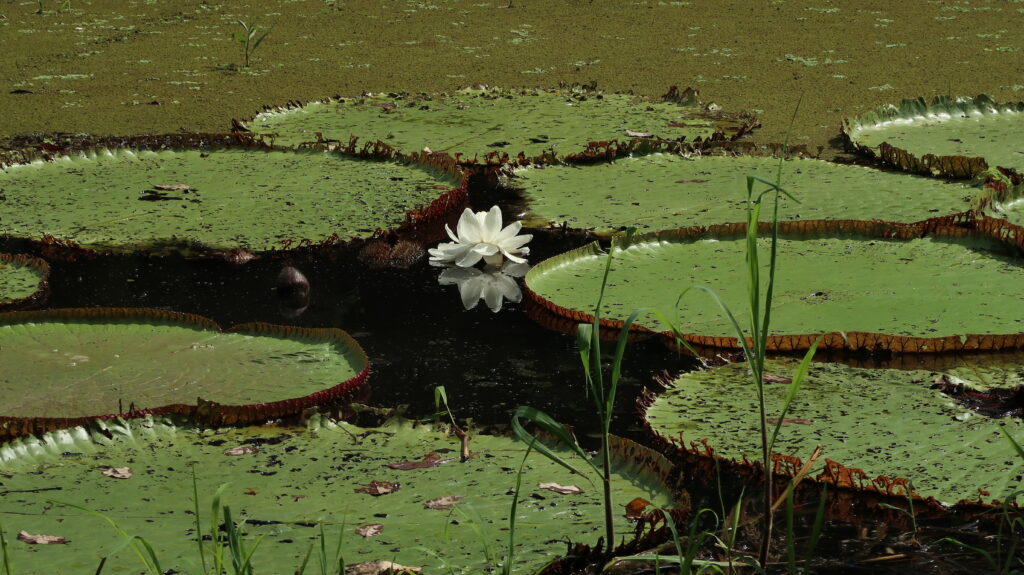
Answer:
[642,359,1024,507]
[0,253,49,311]
[843,94,1024,180]
[0,141,465,255]
[512,154,978,234]
[241,86,757,162]
[0,416,673,574]
[525,218,1024,353]
[0,308,369,439]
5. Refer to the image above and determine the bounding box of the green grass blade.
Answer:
[1001,426,1024,461]
[502,440,534,575]
[0,518,11,575]
[767,339,820,452]
[511,406,598,478]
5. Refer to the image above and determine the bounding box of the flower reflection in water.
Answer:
[438,262,530,312]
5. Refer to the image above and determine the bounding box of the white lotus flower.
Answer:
[428,206,532,267]
[439,262,529,312]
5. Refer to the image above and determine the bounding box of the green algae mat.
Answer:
[844,95,1024,178]
[0,146,462,254]
[242,87,753,160]
[525,221,1024,352]
[0,308,368,438]
[513,155,978,234]
[643,359,1024,507]
[0,416,672,574]
[0,254,48,310]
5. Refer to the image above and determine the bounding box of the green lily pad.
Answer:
[242,86,755,160]
[525,221,1024,352]
[0,253,49,310]
[0,416,673,574]
[0,146,463,255]
[0,308,368,438]
[513,155,978,234]
[643,359,1024,506]
[843,94,1024,178]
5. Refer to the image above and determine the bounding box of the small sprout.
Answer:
[233,20,271,68]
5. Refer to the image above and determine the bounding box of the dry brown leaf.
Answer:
[344,560,421,575]
[424,494,465,509]
[538,482,582,495]
[762,374,793,384]
[624,497,651,519]
[355,523,384,538]
[386,452,443,470]
[102,467,133,479]
[17,530,68,544]
[224,446,258,456]
[354,480,400,496]
[152,184,194,191]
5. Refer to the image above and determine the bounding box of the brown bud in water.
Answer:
[277,266,310,317]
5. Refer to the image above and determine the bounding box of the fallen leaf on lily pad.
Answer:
[355,480,400,496]
[152,183,194,191]
[224,446,258,456]
[386,452,444,470]
[424,494,465,509]
[625,497,651,519]
[344,560,421,575]
[538,482,582,495]
[101,467,133,479]
[17,531,68,544]
[355,523,384,537]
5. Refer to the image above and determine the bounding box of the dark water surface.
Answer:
[38,232,694,441]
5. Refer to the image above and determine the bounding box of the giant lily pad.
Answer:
[843,95,1024,179]
[0,143,464,255]
[0,308,368,438]
[513,154,978,234]
[0,416,673,574]
[642,359,1024,507]
[241,86,756,161]
[525,220,1024,352]
[0,253,49,310]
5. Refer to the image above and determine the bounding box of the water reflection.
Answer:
[437,261,529,312]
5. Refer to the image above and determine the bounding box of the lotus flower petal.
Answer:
[430,205,533,268]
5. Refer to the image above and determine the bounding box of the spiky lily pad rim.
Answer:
[842,94,1024,182]
[525,213,1024,353]
[236,84,761,167]
[0,307,370,440]
[0,253,49,311]
[0,133,469,259]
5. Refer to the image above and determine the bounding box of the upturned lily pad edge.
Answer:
[525,213,1024,353]
[842,94,1024,183]
[0,307,370,440]
[0,253,50,311]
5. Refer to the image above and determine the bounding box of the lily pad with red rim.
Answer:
[641,358,1024,508]
[524,218,1024,353]
[511,154,980,235]
[0,138,465,256]
[0,253,49,310]
[0,308,369,439]
[240,86,756,162]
